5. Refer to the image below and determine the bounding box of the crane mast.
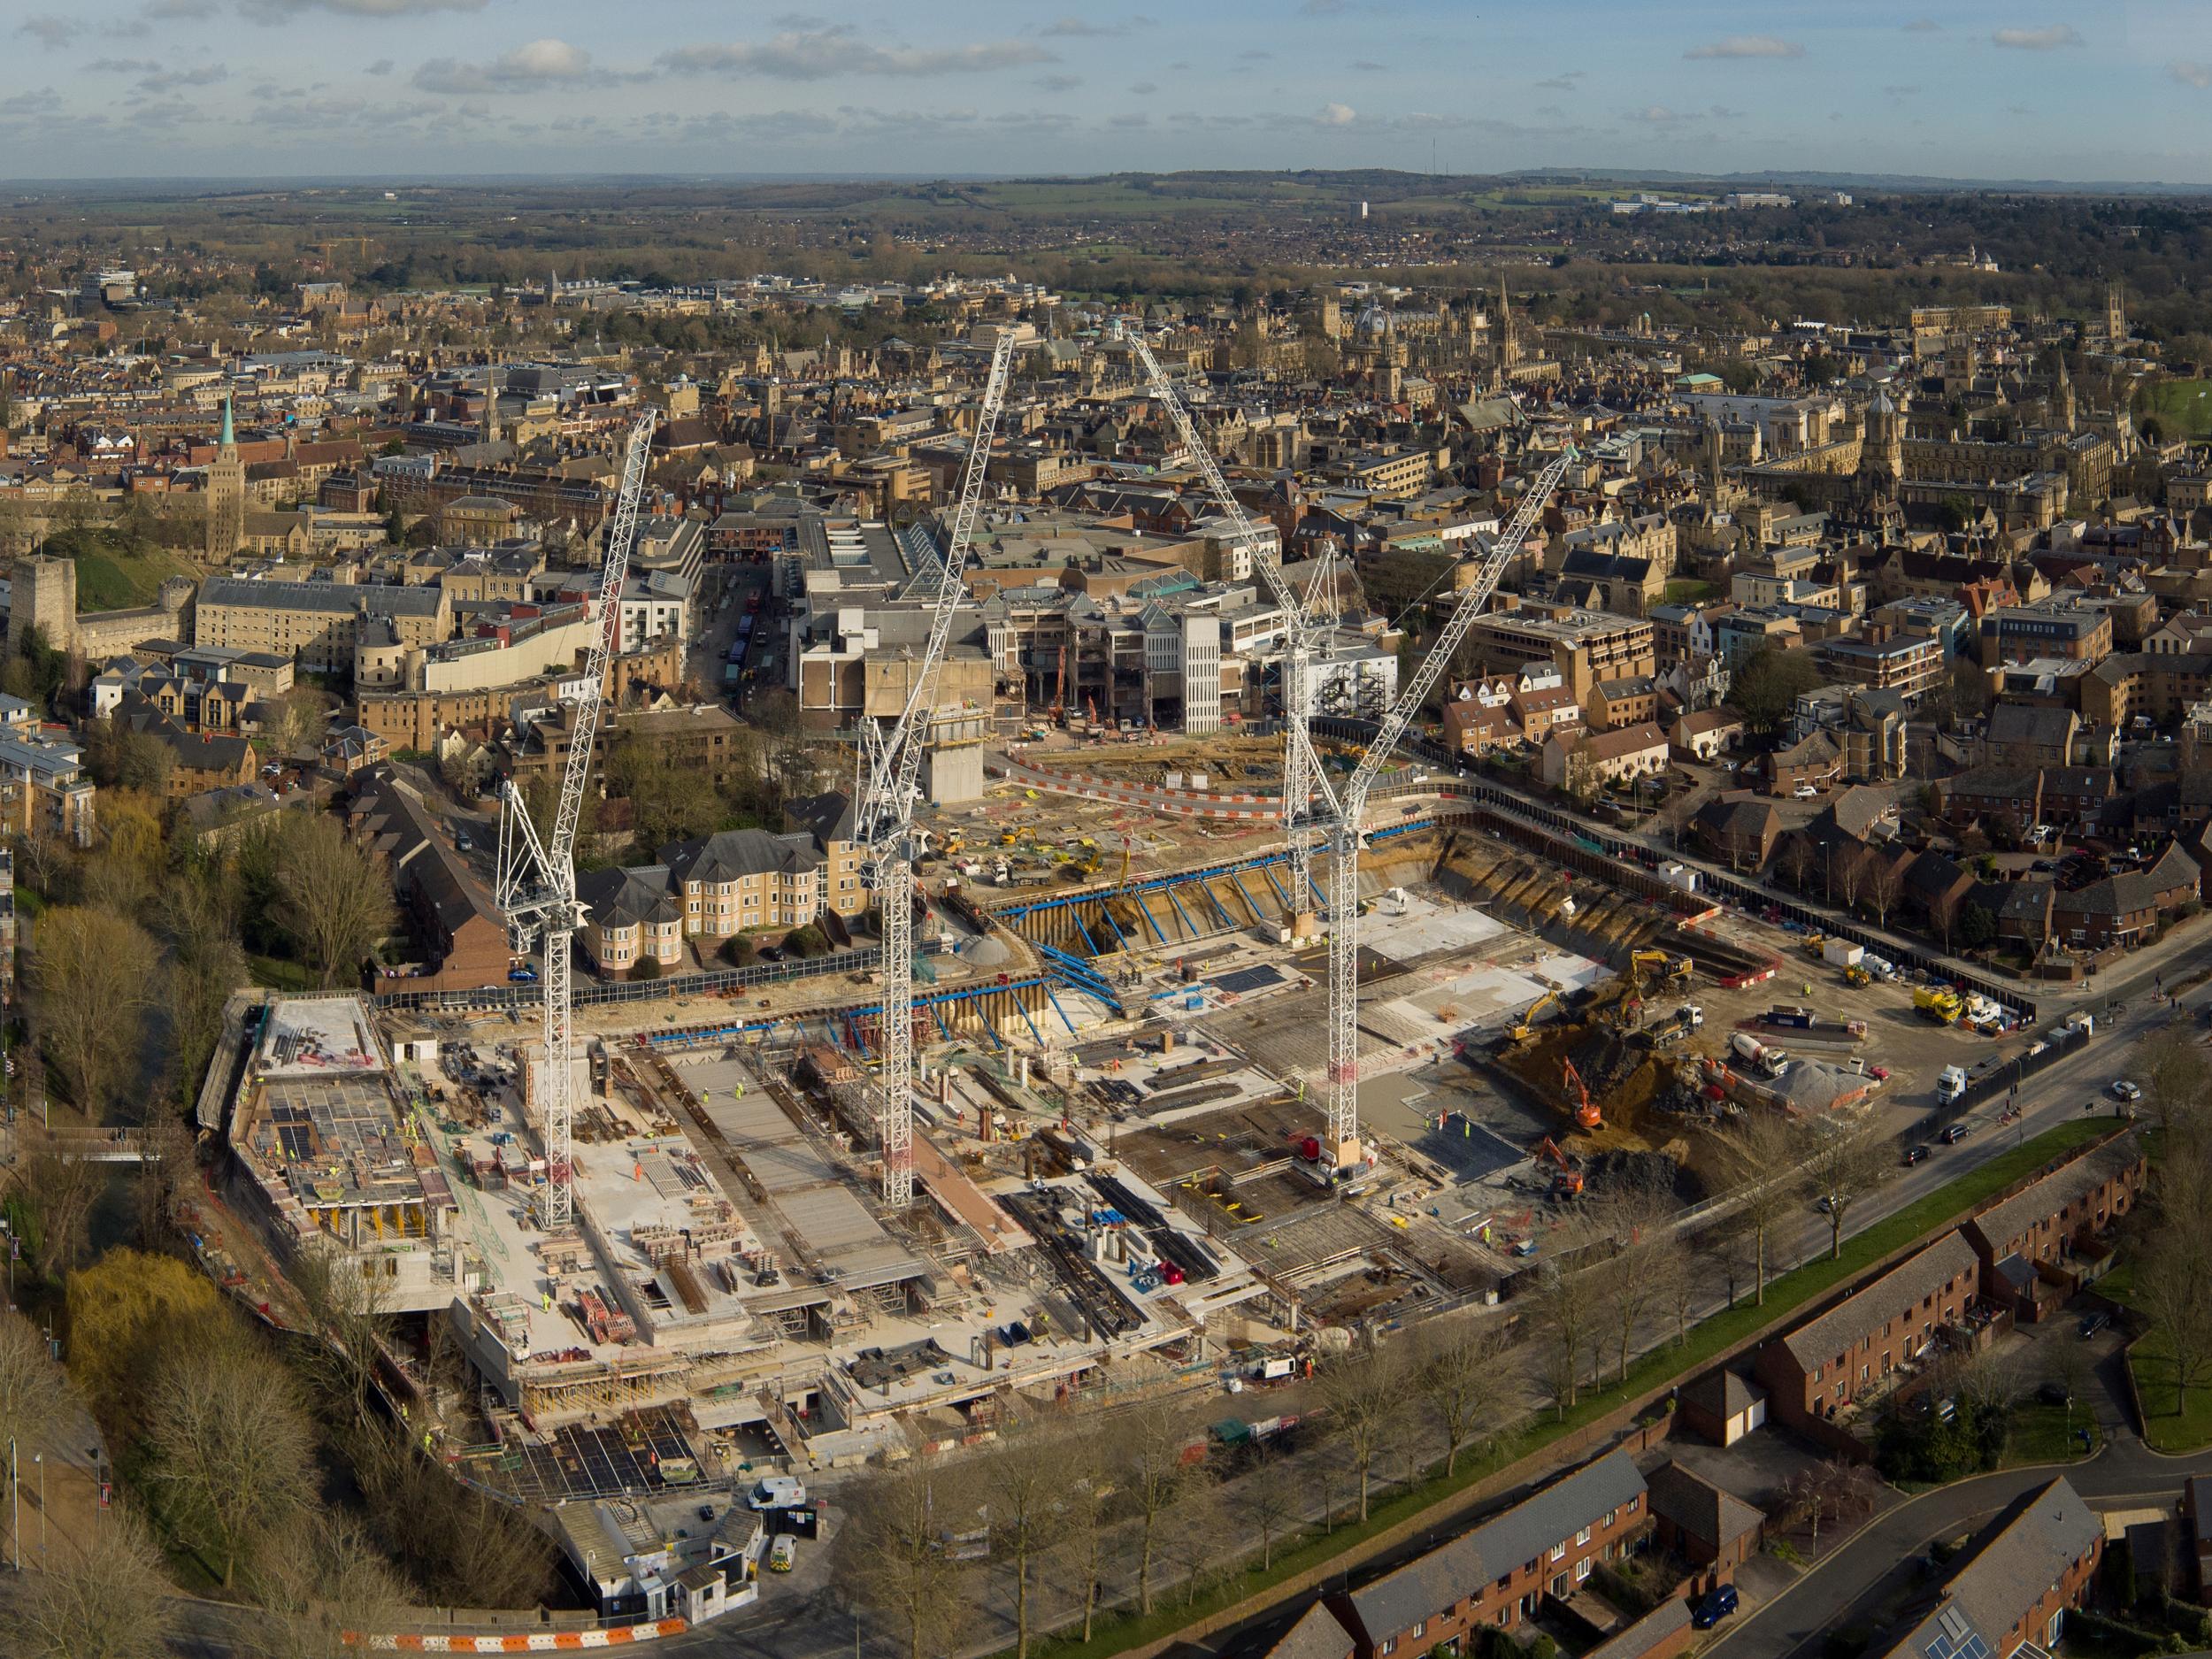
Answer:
[1309,444,1576,1170]
[1117,321,1327,901]
[856,331,1017,1208]
[495,409,659,1227]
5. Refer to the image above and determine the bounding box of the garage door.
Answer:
[1745,1397,1767,1432]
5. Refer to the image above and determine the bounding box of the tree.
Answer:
[241,1510,408,1659]
[287,1245,392,1432]
[270,687,334,762]
[1245,1448,1302,1572]
[0,1503,176,1659]
[1320,1340,1408,1522]
[1594,1184,1674,1384]
[1528,1248,1602,1417]
[1048,1425,1117,1645]
[272,815,396,987]
[1414,1318,1513,1478]
[835,1460,977,1659]
[64,1248,223,1417]
[27,906,157,1124]
[1803,1128,1889,1260]
[1731,644,1826,736]
[1779,835,1814,895]
[978,1426,1064,1659]
[0,1314,72,1573]
[144,1324,320,1588]
[163,887,249,1113]
[1867,858,1904,928]
[1721,1112,1809,1303]
[2141,1141,2212,1417]
[2137,1022,2210,1139]
[1957,902,1996,951]
[1118,1403,1194,1614]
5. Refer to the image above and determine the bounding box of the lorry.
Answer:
[1937,1064,1970,1105]
[1822,938,1864,969]
[1914,987,1963,1024]
[1731,1032,1786,1075]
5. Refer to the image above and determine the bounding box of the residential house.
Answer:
[1585,1601,1694,1659]
[1540,723,1671,791]
[2049,856,2198,950]
[346,767,511,993]
[1692,796,1782,871]
[1868,1478,2101,1659]
[661,829,829,943]
[1766,731,1843,796]
[1584,674,1662,732]
[1645,1462,1764,1594]
[1443,698,1519,757]
[1320,1450,1649,1657]
[0,730,96,846]
[1816,628,1944,703]
[1962,1137,2146,1320]
[1939,766,2042,833]
[576,865,687,978]
[1983,704,2082,768]
[1258,1603,1356,1659]
[1902,852,1977,942]
[1510,682,1585,746]
[1752,1232,1980,1429]
[778,790,870,921]
[1670,707,1744,761]
[2039,767,2116,830]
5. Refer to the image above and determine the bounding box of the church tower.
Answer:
[483,363,502,446]
[1861,389,1903,495]
[204,396,246,562]
[2105,282,2126,348]
[1495,275,1517,373]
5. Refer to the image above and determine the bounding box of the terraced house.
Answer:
[1753,1232,1980,1428]
[1313,1449,1648,1657]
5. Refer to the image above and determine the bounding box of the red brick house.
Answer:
[1766,731,1843,796]
[1753,1233,1979,1429]
[1939,764,2042,832]
[1321,1450,1648,1657]
[1645,1462,1764,1594]
[1691,795,1782,872]
[1870,1478,2101,1659]
[1962,1136,2146,1320]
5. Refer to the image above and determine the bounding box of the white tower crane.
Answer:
[856,330,1017,1209]
[1294,443,1577,1171]
[495,409,658,1229]
[1116,321,1333,901]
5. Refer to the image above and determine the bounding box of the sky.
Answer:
[6,0,2212,185]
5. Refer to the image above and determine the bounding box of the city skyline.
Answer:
[6,1,2212,186]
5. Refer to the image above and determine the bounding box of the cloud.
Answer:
[1128,79,1156,92]
[136,63,230,91]
[1352,59,1386,72]
[365,58,394,75]
[18,15,84,47]
[1709,104,1745,119]
[415,38,595,94]
[142,0,218,16]
[1041,13,1154,35]
[1317,101,1356,125]
[1882,82,1920,99]
[89,57,163,73]
[2174,60,2212,88]
[1036,73,1082,92]
[1629,104,1686,124]
[1684,35,1802,59]
[1902,16,1941,28]
[1107,111,1148,127]
[1535,69,1586,90]
[242,0,484,16]
[657,26,1054,79]
[1239,49,1272,60]
[1992,24,2081,49]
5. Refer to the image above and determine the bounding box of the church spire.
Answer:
[218,394,234,450]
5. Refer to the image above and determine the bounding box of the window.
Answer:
[1575,1558,1593,1584]
[1380,1642,1395,1657]
[1575,1526,1592,1547]
[1551,1543,1566,1563]
[1410,1623,1425,1640]
[1604,1509,1617,1528]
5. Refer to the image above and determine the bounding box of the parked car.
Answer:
[2109,1079,2142,1102]
[1902,1144,1929,1166]
[2080,1311,2110,1340]
[1940,1124,1970,1145]
[1793,785,1818,799]
[1692,1585,1739,1629]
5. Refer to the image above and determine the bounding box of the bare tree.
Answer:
[1118,1403,1195,1614]
[978,1425,1065,1659]
[1528,1248,1603,1417]
[1803,1128,1890,1260]
[1721,1112,1809,1304]
[1594,1185,1674,1385]
[0,1315,70,1570]
[1414,1317,1514,1478]
[1320,1340,1408,1522]
[287,1246,392,1432]
[27,906,157,1122]
[2140,1170,2212,1417]
[9,1150,105,1282]
[835,1459,978,1659]
[2137,1023,2210,1140]
[0,1503,176,1659]
[1867,857,1903,928]
[1048,1425,1117,1644]
[144,1325,320,1589]
[273,815,396,987]
[1831,846,1864,916]
[1780,1458,1880,1550]
[1779,836,1813,895]
[1245,1448,1302,1572]
[241,1510,409,1659]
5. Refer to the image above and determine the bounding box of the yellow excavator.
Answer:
[1506,989,1563,1045]
[1629,949,1694,991]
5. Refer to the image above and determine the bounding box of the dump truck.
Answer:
[1914,987,1963,1024]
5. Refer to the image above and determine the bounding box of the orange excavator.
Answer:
[1562,1057,1603,1133]
[1537,1136,1584,1199]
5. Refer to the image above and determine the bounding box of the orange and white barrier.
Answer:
[348,1620,688,1651]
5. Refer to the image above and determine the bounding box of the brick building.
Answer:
[1962,1136,2146,1321]
[1870,1478,2101,1659]
[1753,1233,1979,1429]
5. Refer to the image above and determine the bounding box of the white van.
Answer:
[748,1475,808,1511]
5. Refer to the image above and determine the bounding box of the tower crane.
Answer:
[495,409,658,1228]
[855,330,1017,1208]
[1115,321,1333,903]
[1292,442,1577,1175]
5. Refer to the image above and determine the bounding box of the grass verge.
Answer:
[2001,1400,2100,1466]
[1008,1118,2118,1659]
